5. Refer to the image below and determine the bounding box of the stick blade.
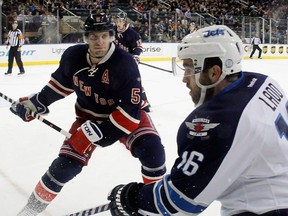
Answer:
[171,57,177,76]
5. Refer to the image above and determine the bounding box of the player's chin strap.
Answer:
[0,92,72,139]
[194,71,227,107]
[139,57,176,75]
[63,202,111,216]
[195,87,207,108]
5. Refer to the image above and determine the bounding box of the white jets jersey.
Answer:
[137,71,288,216]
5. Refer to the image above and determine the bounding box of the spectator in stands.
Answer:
[139,21,149,42]
[184,6,192,21]
[29,3,36,14]
[46,11,57,24]
[189,22,197,33]
[151,23,160,42]
[7,11,18,29]
[168,19,175,39]
[135,2,144,12]
[17,9,25,30]
[25,37,31,44]
[25,11,34,31]
[32,11,43,32]
[170,0,179,12]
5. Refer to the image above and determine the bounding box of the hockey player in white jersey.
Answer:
[107,25,288,216]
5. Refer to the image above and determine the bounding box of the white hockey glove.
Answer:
[68,120,103,155]
[133,55,140,64]
[10,93,49,122]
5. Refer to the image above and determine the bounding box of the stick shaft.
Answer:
[140,62,173,73]
[64,203,111,216]
[0,92,71,138]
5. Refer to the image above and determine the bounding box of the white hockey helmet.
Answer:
[178,25,243,76]
[177,25,243,107]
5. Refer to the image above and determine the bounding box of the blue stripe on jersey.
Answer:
[153,180,171,216]
[162,175,206,214]
[218,72,244,96]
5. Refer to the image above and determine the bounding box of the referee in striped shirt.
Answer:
[4,20,25,75]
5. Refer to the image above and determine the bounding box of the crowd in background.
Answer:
[2,0,288,44]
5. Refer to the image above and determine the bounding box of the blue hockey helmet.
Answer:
[84,12,114,36]
[115,11,127,20]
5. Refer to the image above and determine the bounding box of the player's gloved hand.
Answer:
[133,55,140,64]
[10,93,49,122]
[68,120,103,155]
[108,182,144,216]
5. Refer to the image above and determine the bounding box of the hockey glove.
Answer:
[133,55,140,64]
[108,182,144,216]
[68,120,103,155]
[10,93,49,122]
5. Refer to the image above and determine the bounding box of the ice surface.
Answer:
[1,59,288,216]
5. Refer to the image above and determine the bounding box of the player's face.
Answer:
[182,59,214,105]
[182,59,201,105]
[115,18,125,31]
[87,31,111,58]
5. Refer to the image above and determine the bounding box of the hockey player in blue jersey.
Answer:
[11,11,166,216]
[114,11,151,112]
[108,25,288,216]
[114,11,142,63]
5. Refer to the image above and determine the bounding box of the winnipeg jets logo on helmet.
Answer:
[88,65,98,77]
[203,28,225,38]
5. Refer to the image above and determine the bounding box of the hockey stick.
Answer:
[64,203,111,216]
[140,57,176,75]
[0,92,71,138]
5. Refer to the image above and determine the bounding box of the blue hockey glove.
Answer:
[68,120,103,155]
[108,182,144,216]
[10,93,49,122]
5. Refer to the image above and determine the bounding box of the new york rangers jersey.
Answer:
[136,71,288,216]
[114,25,143,56]
[38,43,143,147]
